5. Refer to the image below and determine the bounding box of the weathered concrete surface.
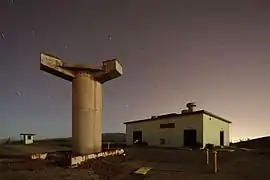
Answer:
[40,53,75,81]
[72,72,102,155]
[93,80,102,153]
[70,149,125,167]
[30,153,48,160]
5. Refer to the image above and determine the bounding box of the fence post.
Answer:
[206,148,209,165]
[212,150,218,173]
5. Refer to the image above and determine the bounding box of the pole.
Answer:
[212,150,218,173]
[107,142,110,150]
[206,148,209,165]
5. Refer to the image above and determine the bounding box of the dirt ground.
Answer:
[1,145,270,180]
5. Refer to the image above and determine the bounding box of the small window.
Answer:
[160,123,175,129]
[27,135,31,140]
[160,139,166,145]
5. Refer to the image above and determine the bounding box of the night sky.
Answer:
[1,0,270,141]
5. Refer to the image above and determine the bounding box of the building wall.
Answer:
[203,114,230,147]
[24,135,34,144]
[126,114,203,147]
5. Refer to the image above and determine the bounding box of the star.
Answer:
[15,92,22,97]
[108,35,112,41]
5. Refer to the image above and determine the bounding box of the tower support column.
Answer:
[72,71,102,155]
[93,80,102,153]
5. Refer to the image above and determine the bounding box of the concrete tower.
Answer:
[40,52,123,155]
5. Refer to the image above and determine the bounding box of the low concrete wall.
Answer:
[70,149,125,167]
[28,149,125,168]
[30,153,48,160]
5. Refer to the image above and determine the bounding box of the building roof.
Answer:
[123,110,232,125]
[20,133,36,136]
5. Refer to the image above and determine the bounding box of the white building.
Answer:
[124,103,232,148]
[20,133,36,145]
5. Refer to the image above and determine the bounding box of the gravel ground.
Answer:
[1,146,270,180]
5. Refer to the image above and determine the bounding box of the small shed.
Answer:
[20,133,36,145]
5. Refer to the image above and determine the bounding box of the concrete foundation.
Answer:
[70,149,125,167]
[29,149,125,168]
[30,153,48,160]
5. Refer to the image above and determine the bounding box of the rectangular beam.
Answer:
[61,63,103,72]
[96,59,123,83]
[40,52,75,81]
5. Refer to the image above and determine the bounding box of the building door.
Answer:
[184,129,197,147]
[133,131,142,144]
[220,131,224,146]
[23,135,26,144]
